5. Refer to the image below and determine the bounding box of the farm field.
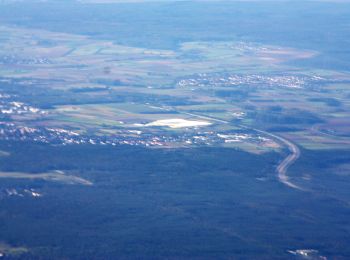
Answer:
[0,1,349,259]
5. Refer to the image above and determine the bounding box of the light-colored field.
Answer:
[0,170,93,186]
[0,243,28,257]
[145,118,212,129]
[0,151,10,157]
[52,103,196,129]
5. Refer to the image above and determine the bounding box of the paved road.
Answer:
[248,126,302,190]
[147,104,303,190]
[185,113,303,189]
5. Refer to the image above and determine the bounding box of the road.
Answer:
[247,126,302,190]
[182,109,303,189]
[147,104,303,190]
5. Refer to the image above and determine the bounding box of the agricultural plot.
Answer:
[0,2,350,259]
[0,24,349,154]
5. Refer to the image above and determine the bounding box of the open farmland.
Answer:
[0,23,349,177]
[0,1,350,258]
[0,23,349,160]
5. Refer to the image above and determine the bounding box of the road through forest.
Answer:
[183,110,303,190]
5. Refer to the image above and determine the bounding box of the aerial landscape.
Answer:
[0,0,349,259]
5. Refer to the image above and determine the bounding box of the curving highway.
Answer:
[250,127,303,190]
[147,104,303,190]
[185,114,303,190]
